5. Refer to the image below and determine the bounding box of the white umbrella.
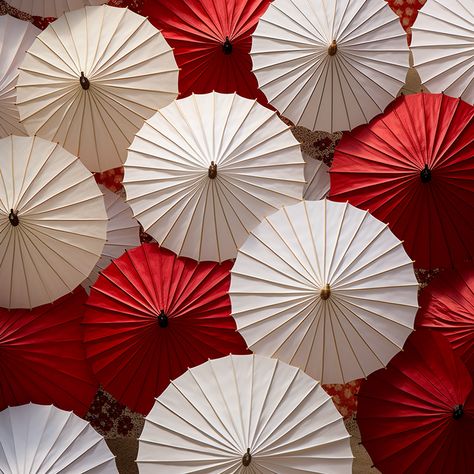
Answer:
[0,403,117,473]
[0,135,107,309]
[411,0,474,104]
[16,5,179,172]
[251,0,409,132]
[5,0,106,18]
[303,152,330,200]
[230,199,419,383]
[0,15,39,138]
[137,354,353,473]
[124,92,305,262]
[81,185,140,293]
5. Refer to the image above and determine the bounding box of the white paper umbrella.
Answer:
[0,403,117,474]
[230,199,419,383]
[0,135,107,309]
[137,354,353,473]
[124,92,305,262]
[0,15,39,138]
[81,185,140,293]
[16,5,179,172]
[411,0,474,104]
[303,153,330,200]
[251,0,409,132]
[6,0,107,18]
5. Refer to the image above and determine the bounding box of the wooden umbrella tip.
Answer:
[328,40,337,56]
[320,283,331,300]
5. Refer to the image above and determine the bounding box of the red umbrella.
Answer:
[329,93,474,270]
[0,288,97,416]
[83,243,249,414]
[417,264,474,374]
[357,329,474,474]
[143,0,270,103]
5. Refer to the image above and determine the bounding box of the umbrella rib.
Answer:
[32,33,78,77]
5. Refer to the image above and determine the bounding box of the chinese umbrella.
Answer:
[0,135,106,309]
[5,0,106,18]
[137,354,353,473]
[124,92,304,262]
[16,5,179,172]
[251,0,409,132]
[83,243,249,415]
[230,199,419,383]
[357,329,474,474]
[303,152,330,200]
[0,288,97,417]
[0,403,117,474]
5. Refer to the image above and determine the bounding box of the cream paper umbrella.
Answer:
[0,15,39,138]
[5,0,107,18]
[124,92,305,262]
[411,0,474,104]
[0,403,117,473]
[16,5,179,172]
[303,152,330,200]
[230,199,419,383]
[251,0,409,132]
[137,354,353,473]
[0,135,107,309]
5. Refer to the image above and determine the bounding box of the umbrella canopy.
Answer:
[330,93,474,270]
[0,403,117,474]
[83,243,249,415]
[16,5,179,172]
[250,0,409,132]
[357,329,474,474]
[230,199,419,383]
[5,0,107,18]
[144,0,270,102]
[303,152,330,200]
[411,0,474,104]
[81,185,140,293]
[0,15,39,138]
[137,354,353,473]
[124,91,305,262]
[0,135,106,309]
[0,288,97,417]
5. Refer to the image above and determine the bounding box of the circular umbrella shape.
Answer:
[329,92,474,270]
[230,199,419,383]
[0,135,107,309]
[83,243,249,415]
[357,329,474,474]
[16,5,179,172]
[303,152,330,200]
[81,185,140,293]
[0,403,117,474]
[0,288,97,416]
[0,15,39,138]
[5,0,107,18]
[124,91,305,262]
[250,0,409,132]
[411,0,474,104]
[137,354,353,473]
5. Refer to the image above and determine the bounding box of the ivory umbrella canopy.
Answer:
[5,0,107,18]
[250,0,410,132]
[16,5,179,172]
[137,354,353,473]
[303,152,330,200]
[230,199,419,383]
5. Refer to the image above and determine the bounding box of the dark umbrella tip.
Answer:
[80,71,90,90]
[452,404,464,420]
[158,309,169,328]
[222,36,233,55]
[420,164,432,183]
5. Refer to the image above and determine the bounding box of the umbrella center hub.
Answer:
[320,283,331,300]
[208,161,218,179]
[222,36,233,54]
[242,448,252,466]
[420,164,431,183]
[158,309,169,328]
[328,40,337,56]
[80,71,90,90]
[8,209,19,227]
[452,404,464,420]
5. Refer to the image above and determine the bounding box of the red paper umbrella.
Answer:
[417,265,474,374]
[144,0,270,102]
[330,93,474,270]
[83,243,249,414]
[357,329,474,474]
[0,288,97,416]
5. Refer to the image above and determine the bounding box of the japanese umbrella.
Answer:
[0,403,117,474]
[230,199,419,384]
[357,329,474,474]
[329,92,474,270]
[144,0,270,102]
[0,135,107,309]
[81,185,140,293]
[416,264,474,374]
[411,0,474,104]
[5,0,106,18]
[0,15,39,138]
[303,152,330,200]
[16,5,179,172]
[250,0,409,132]
[83,243,249,415]
[0,288,97,417]
[124,92,304,262]
[137,354,353,473]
